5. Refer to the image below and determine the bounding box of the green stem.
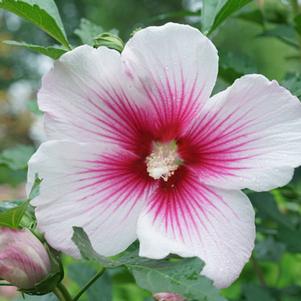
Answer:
[53,282,73,301]
[73,268,106,301]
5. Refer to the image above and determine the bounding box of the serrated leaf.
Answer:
[0,0,70,48]
[74,18,103,45]
[72,227,226,301]
[0,200,29,228]
[0,144,34,170]
[202,0,252,35]
[4,40,67,59]
[282,73,301,100]
[130,258,226,301]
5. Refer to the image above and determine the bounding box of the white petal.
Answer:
[27,140,150,257]
[122,22,218,128]
[39,45,145,147]
[187,74,301,191]
[137,171,255,288]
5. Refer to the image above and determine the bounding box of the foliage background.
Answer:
[0,0,301,300]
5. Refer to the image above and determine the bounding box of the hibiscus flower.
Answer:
[27,23,301,288]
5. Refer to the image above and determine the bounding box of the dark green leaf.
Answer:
[0,144,34,170]
[4,40,67,59]
[254,236,286,261]
[294,14,301,35]
[130,258,226,301]
[249,192,294,230]
[236,9,265,26]
[0,0,70,48]
[68,262,112,301]
[219,51,257,83]
[72,227,225,301]
[277,225,301,253]
[282,73,301,100]
[202,0,252,35]
[243,284,276,301]
[74,18,103,45]
[72,227,118,267]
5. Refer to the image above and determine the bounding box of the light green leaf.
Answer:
[0,200,29,228]
[74,18,103,45]
[202,0,252,35]
[93,32,124,52]
[0,0,70,48]
[0,144,34,170]
[4,40,67,59]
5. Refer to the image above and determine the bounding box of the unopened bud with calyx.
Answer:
[0,227,51,289]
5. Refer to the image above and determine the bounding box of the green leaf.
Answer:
[259,25,300,49]
[282,73,301,100]
[243,284,276,301]
[72,227,226,301]
[68,262,112,301]
[74,18,103,45]
[219,51,257,83]
[236,9,265,26]
[93,32,124,52]
[294,14,301,35]
[130,258,226,301]
[249,192,294,230]
[254,236,286,261]
[72,227,118,267]
[0,200,29,228]
[0,144,34,170]
[0,0,70,48]
[202,0,252,35]
[3,40,67,59]
[277,225,301,253]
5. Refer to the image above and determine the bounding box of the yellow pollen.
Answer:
[146,141,181,181]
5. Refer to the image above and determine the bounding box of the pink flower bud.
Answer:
[153,292,186,301]
[0,228,51,289]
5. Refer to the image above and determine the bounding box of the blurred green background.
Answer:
[1,0,301,300]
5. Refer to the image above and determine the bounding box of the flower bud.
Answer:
[153,292,186,301]
[0,228,51,289]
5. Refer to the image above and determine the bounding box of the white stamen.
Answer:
[146,141,181,181]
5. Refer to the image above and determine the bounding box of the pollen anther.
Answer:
[146,141,181,181]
